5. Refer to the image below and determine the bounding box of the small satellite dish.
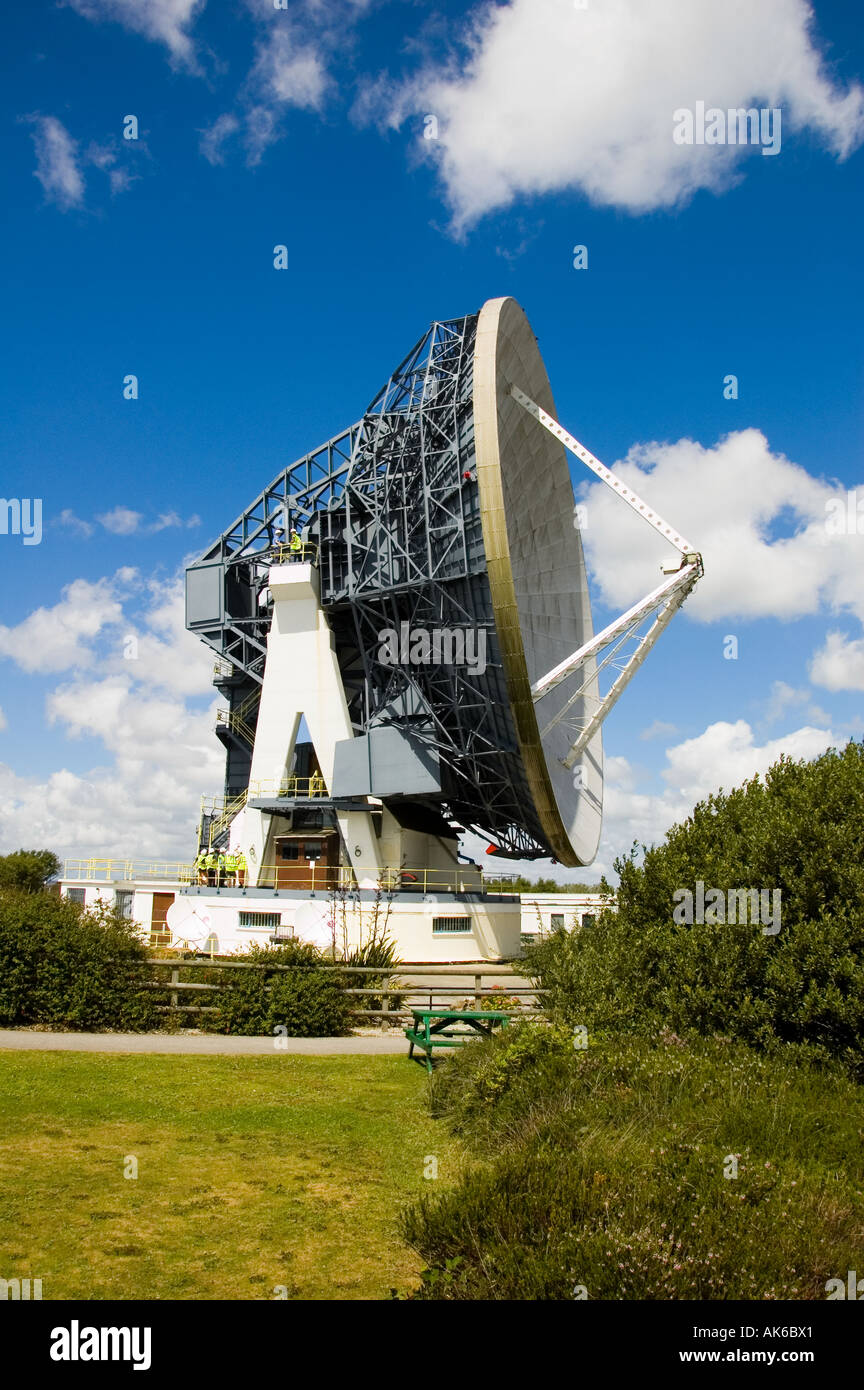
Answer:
[293,902,335,952]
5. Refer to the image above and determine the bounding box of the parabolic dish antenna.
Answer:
[473,298,602,864]
[293,901,336,951]
[186,297,702,871]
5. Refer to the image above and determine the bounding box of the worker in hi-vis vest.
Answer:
[195,852,208,885]
[224,851,237,887]
[235,851,247,887]
[204,851,217,886]
[289,527,302,555]
[215,851,226,887]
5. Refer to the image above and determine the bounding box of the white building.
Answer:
[55,862,611,962]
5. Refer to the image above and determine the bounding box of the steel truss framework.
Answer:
[187,313,549,858]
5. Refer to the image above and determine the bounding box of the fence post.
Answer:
[171,967,179,1013]
[474,973,482,1008]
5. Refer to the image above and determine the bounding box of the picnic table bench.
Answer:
[405,1007,512,1072]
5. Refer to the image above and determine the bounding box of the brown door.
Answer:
[150,892,175,946]
[274,837,339,890]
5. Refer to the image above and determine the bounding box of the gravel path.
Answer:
[0,1029,407,1056]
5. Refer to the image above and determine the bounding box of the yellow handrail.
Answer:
[247,775,328,799]
[271,542,318,564]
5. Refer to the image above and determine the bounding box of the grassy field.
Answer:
[0,1052,462,1300]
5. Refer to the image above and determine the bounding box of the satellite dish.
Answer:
[293,902,335,952]
[187,297,701,874]
[473,298,602,864]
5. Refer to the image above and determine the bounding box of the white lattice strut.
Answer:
[508,385,703,769]
[533,563,699,702]
[508,384,695,556]
[549,564,700,769]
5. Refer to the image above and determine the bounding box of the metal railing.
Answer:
[61,858,502,894]
[247,775,328,800]
[215,708,257,745]
[271,542,318,565]
[61,858,196,883]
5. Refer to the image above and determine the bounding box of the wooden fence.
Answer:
[146,958,544,1026]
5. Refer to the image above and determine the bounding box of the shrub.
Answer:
[203,941,352,1037]
[0,849,60,894]
[403,1024,864,1300]
[341,931,401,1013]
[0,890,158,1031]
[528,742,864,1074]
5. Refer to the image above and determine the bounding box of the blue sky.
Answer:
[0,0,862,880]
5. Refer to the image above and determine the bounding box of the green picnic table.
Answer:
[405,1007,512,1073]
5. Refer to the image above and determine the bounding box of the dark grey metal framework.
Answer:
[186,311,554,859]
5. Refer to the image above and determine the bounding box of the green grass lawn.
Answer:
[0,1052,462,1300]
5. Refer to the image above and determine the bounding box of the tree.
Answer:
[0,849,61,894]
[528,742,864,1074]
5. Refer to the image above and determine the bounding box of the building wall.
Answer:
[167,890,522,961]
[58,881,170,938]
[519,893,612,936]
[56,879,609,961]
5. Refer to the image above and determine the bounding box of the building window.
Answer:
[238,911,282,929]
[432,917,471,935]
[115,890,133,919]
[304,841,323,860]
[66,888,86,904]
[550,913,564,929]
[581,914,596,929]
[279,843,300,861]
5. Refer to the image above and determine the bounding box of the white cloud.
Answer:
[809,631,864,692]
[577,428,864,625]
[661,719,837,803]
[237,21,332,163]
[28,116,85,211]
[596,719,839,875]
[380,0,864,229]
[97,506,143,535]
[251,27,329,110]
[199,113,240,165]
[57,509,95,538]
[0,571,224,859]
[640,719,678,742]
[0,695,222,861]
[207,0,379,164]
[0,578,125,675]
[65,0,205,66]
[762,680,831,727]
[149,511,196,532]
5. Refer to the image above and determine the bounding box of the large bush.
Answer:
[203,941,352,1037]
[0,849,60,894]
[0,890,159,1030]
[528,742,864,1073]
[403,1023,864,1300]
